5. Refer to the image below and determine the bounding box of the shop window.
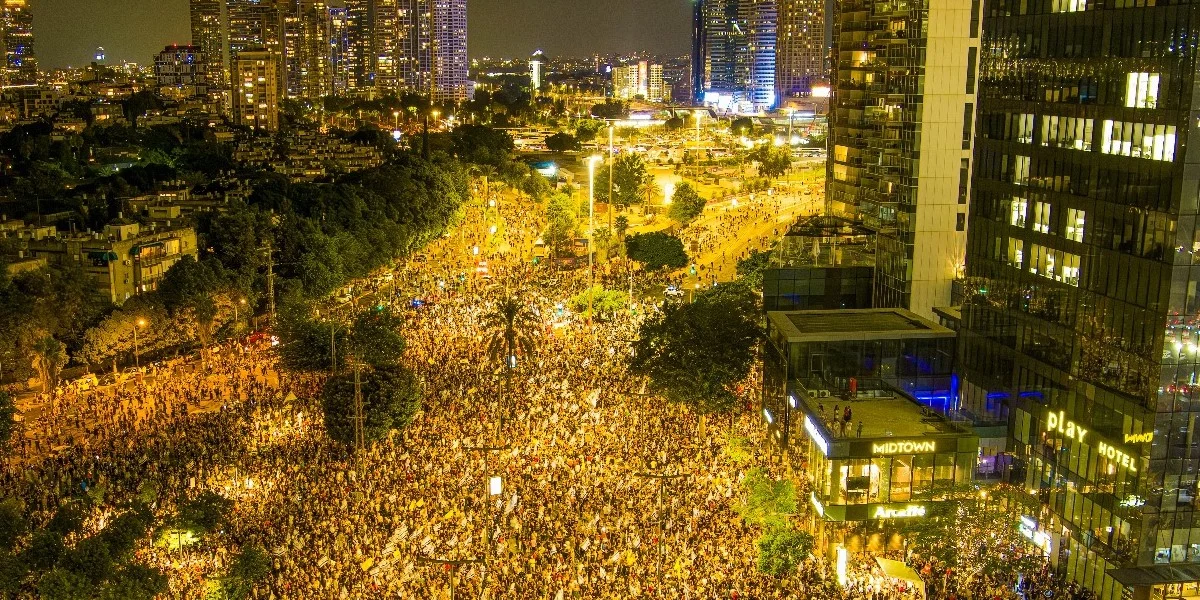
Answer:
[890,456,913,502]
[1126,72,1161,109]
[1065,208,1085,242]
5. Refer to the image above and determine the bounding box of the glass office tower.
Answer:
[959,2,1200,598]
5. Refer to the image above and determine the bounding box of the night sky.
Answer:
[29,0,694,69]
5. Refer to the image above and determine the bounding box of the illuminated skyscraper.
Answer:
[233,50,280,131]
[189,0,228,97]
[691,0,774,112]
[327,5,354,94]
[429,0,468,102]
[775,0,824,102]
[530,49,546,92]
[284,0,333,99]
[0,0,35,86]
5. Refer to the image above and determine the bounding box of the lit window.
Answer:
[1126,72,1161,109]
[1101,120,1176,161]
[1008,238,1024,269]
[1033,201,1051,234]
[1041,116,1093,151]
[1010,197,1028,228]
[1014,113,1034,144]
[1012,155,1030,185]
[1051,0,1087,11]
[1065,209,1085,242]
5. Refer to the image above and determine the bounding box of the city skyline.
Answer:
[28,0,695,69]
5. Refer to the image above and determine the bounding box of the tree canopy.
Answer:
[625,232,688,271]
[668,182,706,223]
[629,282,761,414]
[321,365,422,448]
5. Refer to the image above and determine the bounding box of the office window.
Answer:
[1051,0,1087,12]
[1012,155,1031,185]
[1065,208,1085,242]
[1014,113,1034,143]
[957,213,966,232]
[963,103,974,150]
[1101,120,1176,162]
[1033,201,1051,234]
[966,48,978,94]
[1041,116,1093,151]
[1008,238,1024,268]
[1011,197,1028,227]
[1126,72,1161,109]
[1030,244,1081,286]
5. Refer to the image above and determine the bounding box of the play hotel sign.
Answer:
[1046,410,1140,473]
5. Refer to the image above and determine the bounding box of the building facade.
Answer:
[827,0,981,318]
[530,49,545,92]
[776,0,825,103]
[189,0,227,92]
[429,0,468,102]
[154,45,210,97]
[958,2,1200,599]
[0,0,35,87]
[233,50,280,132]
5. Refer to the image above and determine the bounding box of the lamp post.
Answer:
[608,123,615,230]
[587,155,603,330]
[133,318,146,370]
[393,110,400,130]
[233,297,246,325]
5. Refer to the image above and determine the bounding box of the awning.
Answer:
[875,558,926,600]
[86,250,118,261]
[1108,564,1200,588]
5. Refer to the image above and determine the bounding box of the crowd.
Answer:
[0,173,1074,599]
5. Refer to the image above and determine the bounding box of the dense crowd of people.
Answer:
[0,173,1073,599]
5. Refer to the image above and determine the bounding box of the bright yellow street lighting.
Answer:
[586,155,604,330]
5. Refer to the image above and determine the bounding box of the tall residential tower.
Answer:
[775,0,825,103]
[0,0,35,86]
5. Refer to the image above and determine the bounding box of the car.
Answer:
[664,286,685,298]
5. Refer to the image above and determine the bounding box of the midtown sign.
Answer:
[871,440,937,454]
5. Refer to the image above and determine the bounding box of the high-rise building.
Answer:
[648,63,666,103]
[189,0,228,98]
[284,0,333,99]
[327,5,354,94]
[827,0,980,318]
[233,50,280,131]
[692,0,774,112]
[613,61,668,103]
[429,0,468,102]
[155,45,210,96]
[775,0,824,103]
[957,3,1200,599]
[530,49,546,92]
[0,0,36,87]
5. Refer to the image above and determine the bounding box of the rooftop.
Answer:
[803,395,962,439]
[768,308,955,343]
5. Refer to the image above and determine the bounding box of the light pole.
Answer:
[608,123,615,230]
[393,110,400,130]
[587,155,603,329]
[133,318,146,370]
[233,297,246,325]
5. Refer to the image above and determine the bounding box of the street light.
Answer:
[233,297,246,324]
[133,318,147,370]
[392,110,400,129]
[587,154,603,328]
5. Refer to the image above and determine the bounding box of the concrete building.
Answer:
[692,0,776,113]
[284,0,333,100]
[24,222,198,305]
[233,50,280,132]
[154,45,210,98]
[530,49,546,92]
[776,0,825,103]
[429,0,469,102]
[188,0,227,93]
[0,0,35,87]
[827,0,980,318]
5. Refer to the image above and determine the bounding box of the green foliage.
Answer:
[348,306,407,368]
[724,431,754,464]
[614,215,629,238]
[739,468,797,529]
[757,526,814,577]
[482,297,539,368]
[215,543,271,600]
[0,498,26,549]
[175,492,234,536]
[0,551,28,597]
[590,101,628,120]
[449,125,514,167]
[25,530,65,570]
[731,117,755,136]
[625,232,688,271]
[31,335,69,392]
[612,153,650,206]
[100,564,168,600]
[520,170,554,201]
[664,116,684,130]
[0,391,13,448]
[46,504,84,537]
[750,145,792,179]
[321,365,422,448]
[575,120,606,142]
[668,182,706,222]
[629,282,762,413]
[568,286,629,319]
[736,247,775,291]
[37,567,90,600]
[543,193,577,258]
[545,132,580,153]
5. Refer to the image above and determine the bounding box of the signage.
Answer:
[1097,440,1139,473]
[804,415,829,456]
[872,440,937,454]
[872,504,926,519]
[1124,432,1153,444]
[1046,411,1088,443]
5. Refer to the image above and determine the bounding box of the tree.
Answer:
[568,286,629,320]
[157,256,236,353]
[449,125,514,167]
[99,563,167,600]
[543,193,577,260]
[545,132,580,153]
[0,391,13,449]
[739,467,797,529]
[736,247,775,291]
[520,170,554,202]
[757,527,814,577]
[31,335,67,392]
[625,232,688,271]
[175,492,233,536]
[575,120,605,142]
[751,145,792,179]
[121,90,161,128]
[321,365,422,448]
[612,153,650,206]
[590,100,628,120]
[217,543,271,600]
[37,568,90,600]
[668,182,706,222]
[629,282,762,414]
[664,116,684,130]
[0,498,26,550]
[481,297,539,369]
[731,117,755,136]
[347,307,406,369]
